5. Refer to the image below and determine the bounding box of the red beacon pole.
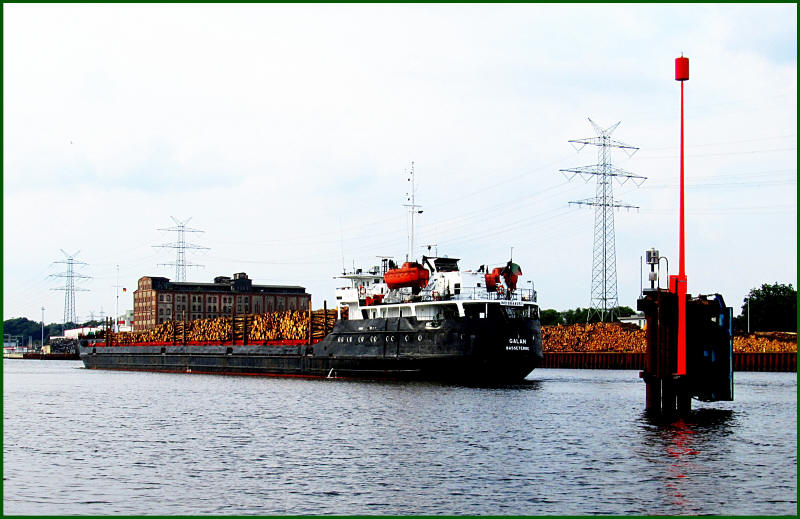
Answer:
[672,55,690,376]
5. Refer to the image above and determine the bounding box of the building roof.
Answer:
[169,281,307,291]
[139,273,307,294]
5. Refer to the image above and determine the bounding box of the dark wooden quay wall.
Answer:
[541,352,796,372]
[733,352,797,372]
[543,352,646,370]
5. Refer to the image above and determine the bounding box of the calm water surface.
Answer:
[3,360,796,515]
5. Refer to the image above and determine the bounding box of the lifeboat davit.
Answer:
[384,262,430,291]
[485,262,523,292]
[485,267,503,292]
[502,262,523,291]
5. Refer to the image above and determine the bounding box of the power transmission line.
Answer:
[560,118,646,322]
[153,216,209,281]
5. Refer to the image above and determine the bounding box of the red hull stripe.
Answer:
[84,366,404,381]
[86,366,328,379]
[92,339,317,348]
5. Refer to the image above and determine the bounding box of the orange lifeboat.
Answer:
[384,262,430,290]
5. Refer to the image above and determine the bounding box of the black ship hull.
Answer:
[80,316,542,383]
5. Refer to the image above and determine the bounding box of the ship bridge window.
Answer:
[503,306,530,319]
[467,303,506,320]
[463,303,486,319]
[425,304,460,321]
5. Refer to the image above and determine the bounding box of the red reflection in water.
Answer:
[665,419,699,510]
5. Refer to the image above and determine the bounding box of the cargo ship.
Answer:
[79,255,542,382]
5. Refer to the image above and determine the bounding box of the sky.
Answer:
[3,3,797,326]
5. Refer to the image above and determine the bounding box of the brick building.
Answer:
[133,272,310,332]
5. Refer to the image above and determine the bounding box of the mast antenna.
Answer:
[403,161,423,261]
[339,217,346,275]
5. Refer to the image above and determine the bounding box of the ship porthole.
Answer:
[404,335,409,342]
[347,337,353,343]
[359,336,365,343]
[371,336,377,343]
[417,334,423,342]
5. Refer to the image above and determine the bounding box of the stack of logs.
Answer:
[542,323,797,354]
[109,314,796,352]
[113,309,337,344]
[733,331,797,353]
[311,309,339,341]
[543,323,646,353]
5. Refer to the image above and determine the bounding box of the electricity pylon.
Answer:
[154,217,208,281]
[50,249,90,325]
[560,118,646,322]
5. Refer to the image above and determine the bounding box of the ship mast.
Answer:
[404,161,423,261]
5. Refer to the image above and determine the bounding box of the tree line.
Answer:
[2,318,104,345]
[539,306,637,326]
[731,282,796,333]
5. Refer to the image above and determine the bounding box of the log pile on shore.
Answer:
[542,323,797,354]
[734,331,797,353]
[542,323,646,353]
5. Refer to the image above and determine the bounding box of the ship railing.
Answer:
[373,287,537,305]
[418,287,537,303]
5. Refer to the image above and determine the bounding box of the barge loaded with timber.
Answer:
[79,256,543,382]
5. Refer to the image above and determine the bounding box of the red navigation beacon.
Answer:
[672,55,689,376]
[675,56,689,81]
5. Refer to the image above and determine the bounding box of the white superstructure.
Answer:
[334,256,538,321]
